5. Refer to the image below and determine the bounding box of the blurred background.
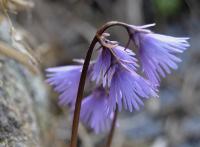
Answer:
[0,0,200,147]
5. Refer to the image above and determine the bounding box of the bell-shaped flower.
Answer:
[80,87,113,133]
[108,65,158,113]
[129,24,190,85]
[91,45,138,87]
[46,65,82,105]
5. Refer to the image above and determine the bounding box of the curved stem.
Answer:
[97,21,129,35]
[70,37,98,147]
[106,106,118,147]
[70,21,129,147]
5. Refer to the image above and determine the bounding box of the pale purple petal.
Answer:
[108,66,158,113]
[128,23,155,33]
[131,26,190,85]
[92,46,138,87]
[80,87,113,133]
[46,65,82,105]
[111,46,139,71]
[91,49,112,86]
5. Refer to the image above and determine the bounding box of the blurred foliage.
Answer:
[153,0,182,17]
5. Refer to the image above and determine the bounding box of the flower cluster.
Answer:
[46,24,189,133]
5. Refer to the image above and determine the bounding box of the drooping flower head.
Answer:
[128,24,190,85]
[46,22,190,134]
[108,65,157,113]
[91,45,139,87]
[46,65,82,105]
[80,87,112,133]
[92,45,158,113]
[91,48,112,87]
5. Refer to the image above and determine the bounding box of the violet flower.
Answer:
[46,22,190,135]
[91,48,112,87]
[46,65,82,105]
[92,45,138,87]
[92,45,157,113]
[80,87,112,133]
[129,24,190,85]
[108,65,157,113]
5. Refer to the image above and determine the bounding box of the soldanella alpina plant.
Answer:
[46,21,190,147]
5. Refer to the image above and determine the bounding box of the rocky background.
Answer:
[0,0,200,147]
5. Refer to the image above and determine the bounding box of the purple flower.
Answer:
[108,65,157,113]
[45,22,190,134]
[129,24,190,85]
[91,48,112,87]
[80,87,112,133]
[92,45,157,113]
[46,65,82,105]
[92,45,138,87]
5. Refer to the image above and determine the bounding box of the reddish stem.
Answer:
[70,21,129,147]
[105,106,118,147]
[70,37,98,147]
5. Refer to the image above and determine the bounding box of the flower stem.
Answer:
[106,106,118,147]
[70,21,129,147]
[70,37,98,147]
